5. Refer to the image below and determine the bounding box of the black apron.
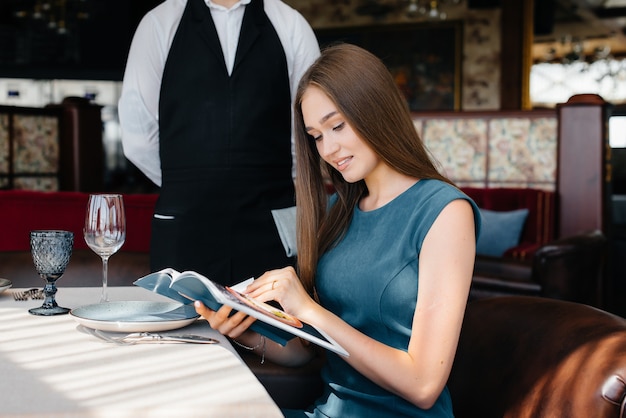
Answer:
[153,0,294,286]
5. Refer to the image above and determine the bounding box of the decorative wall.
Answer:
[284,0,502,110]
[413,111,558,190]
[0,108,60,191]
[283,1,559,190]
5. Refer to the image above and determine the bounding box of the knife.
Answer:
[125,332,220,344]
[89,328,220,345]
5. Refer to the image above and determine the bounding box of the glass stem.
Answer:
[101,256,109,303]
[42,278,58,309]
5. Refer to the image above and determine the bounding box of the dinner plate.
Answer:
[70,301,199,332]
[0,278,12,293]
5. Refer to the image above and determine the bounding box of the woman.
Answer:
[195,43,480,417]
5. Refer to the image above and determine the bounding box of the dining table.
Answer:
[0,285,284,417]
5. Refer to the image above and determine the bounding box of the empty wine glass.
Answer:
[84,194,126,303]
[29,230,74,316]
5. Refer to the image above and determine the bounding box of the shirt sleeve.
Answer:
[118,5,181,187]
[266,1,321,180]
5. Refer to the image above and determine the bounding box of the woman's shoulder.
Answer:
[408,180,478,217]
[416,179,481,234]
[411,179,466,200]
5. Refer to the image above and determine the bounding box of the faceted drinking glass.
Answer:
[28,230,74,316]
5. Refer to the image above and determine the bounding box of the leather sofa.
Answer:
[471,229,608,307]
[245,296,626,416]
[448,296,626,417]
[462,187,608,308]
[462,187,557,259]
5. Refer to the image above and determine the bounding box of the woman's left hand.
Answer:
[244,266,317,321]
[194,301,257,339]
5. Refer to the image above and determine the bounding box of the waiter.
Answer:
[118,0,320,286]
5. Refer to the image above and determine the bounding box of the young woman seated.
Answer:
[195,43,481,418]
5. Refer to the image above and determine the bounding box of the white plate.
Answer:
[70,301,199,332]
[0,278,12,293]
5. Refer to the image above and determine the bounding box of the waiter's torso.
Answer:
[153,0,294,284]
[159,0,292,175]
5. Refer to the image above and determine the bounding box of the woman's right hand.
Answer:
[195,300,315,367]
[194,301,257,339]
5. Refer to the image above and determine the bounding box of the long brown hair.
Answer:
[294,43,453,294]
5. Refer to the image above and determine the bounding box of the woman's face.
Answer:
[301,85,382,184]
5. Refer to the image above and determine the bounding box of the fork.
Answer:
[12,288,43,301]
[12,290,28,301]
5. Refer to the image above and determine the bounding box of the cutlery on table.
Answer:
[92,329,220,345]
[12,288,44,301]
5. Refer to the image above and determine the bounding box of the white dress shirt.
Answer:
[118,0,320,185]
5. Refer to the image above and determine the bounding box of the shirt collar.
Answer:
[206,0,252,11]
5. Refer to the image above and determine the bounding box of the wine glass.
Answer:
[83,194,126,303]
[28,230,74,316]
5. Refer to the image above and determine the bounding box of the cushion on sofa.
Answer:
[476,208,529,257]
[461,187,556,261]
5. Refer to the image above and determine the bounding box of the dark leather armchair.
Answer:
[471,229,608,307]
[448,296,626,418]
[243,295,626,417]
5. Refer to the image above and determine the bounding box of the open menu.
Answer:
[134,269,348,357]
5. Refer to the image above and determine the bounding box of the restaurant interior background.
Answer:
[1,0,625,312]
[0,0,625,192]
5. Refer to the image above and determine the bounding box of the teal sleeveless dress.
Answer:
[283,179,480,418]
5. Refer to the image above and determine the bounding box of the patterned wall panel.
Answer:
[418,118,488,186]
[13,115,59,172]
[0,108,60,191]
[414,112,557,190]
[488,118,557,188]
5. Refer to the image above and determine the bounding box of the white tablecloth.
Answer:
[0,286,283,417]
